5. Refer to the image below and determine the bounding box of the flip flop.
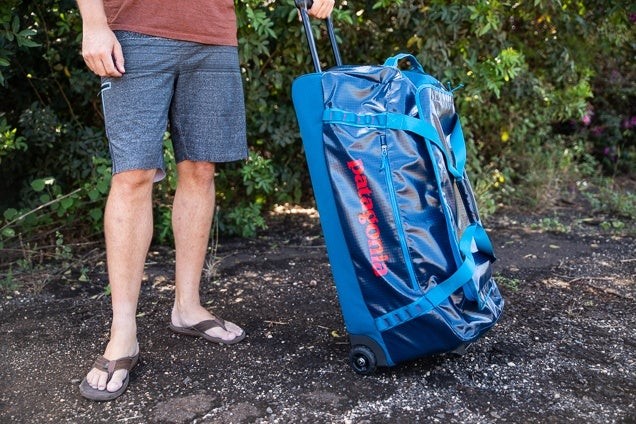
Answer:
[169,317,246,345]
[79,353,139,401]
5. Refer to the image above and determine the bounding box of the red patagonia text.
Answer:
[347,159,389,277]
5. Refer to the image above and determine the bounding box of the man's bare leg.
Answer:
[84,169,155,392]
[170,160,243,341]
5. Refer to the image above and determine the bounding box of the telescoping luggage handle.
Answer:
[295,0,343,72]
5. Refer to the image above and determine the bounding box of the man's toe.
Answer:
[90,369,109,390]
[106,369,127,392]
[86,370,101,389]
[97,373,108,390]
[224,320,244,337]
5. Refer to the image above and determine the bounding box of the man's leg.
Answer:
[170,160,243,341]
[84,169,155,392]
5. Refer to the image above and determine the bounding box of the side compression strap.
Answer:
[323,108,466,180]
[374,223,493,333]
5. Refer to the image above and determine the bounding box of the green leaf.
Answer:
[89,208,102,221]
[96,180,109,194]
[1,227,15,238]
[17,29,37,37]
[31,179,46,192]
[87,189,100,201]
[17,38,40,48]
[11,16,19,34]
[60,197,74,210]
[3,208,18,220]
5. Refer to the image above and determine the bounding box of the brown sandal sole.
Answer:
[169,318,246,345]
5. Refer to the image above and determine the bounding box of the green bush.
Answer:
[0,1,110,252]
[0,0,634,254]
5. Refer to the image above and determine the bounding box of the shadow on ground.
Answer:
[1,204,634,423]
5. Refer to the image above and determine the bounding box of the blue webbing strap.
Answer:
[449,118,466,180]
[383,53,426,74]
[374,224,493,333]
[323,108,465,179]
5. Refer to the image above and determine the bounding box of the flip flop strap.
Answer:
[92,355,136,380]
[192,318,227,333]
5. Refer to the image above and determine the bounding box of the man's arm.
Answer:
[76,0,125,77]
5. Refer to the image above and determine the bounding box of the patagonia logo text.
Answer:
[347,159,388,277]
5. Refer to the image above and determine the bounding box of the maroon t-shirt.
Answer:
[104,0,238,46]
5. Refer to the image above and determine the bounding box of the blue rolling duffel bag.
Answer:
[291,1,504,374]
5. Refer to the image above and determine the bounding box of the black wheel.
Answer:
[349,345,377,375]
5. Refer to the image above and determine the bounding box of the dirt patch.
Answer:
[0,203,634,423]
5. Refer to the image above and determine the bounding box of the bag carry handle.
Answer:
[383,53,426,74]
[295,0,343,73]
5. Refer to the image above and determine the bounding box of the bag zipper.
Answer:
[381,141,419,291]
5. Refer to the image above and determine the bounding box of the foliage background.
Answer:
[0,0,634,258]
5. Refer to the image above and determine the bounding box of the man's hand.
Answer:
[81,23,125,77]
[307,0,335,19]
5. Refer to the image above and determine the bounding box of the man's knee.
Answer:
[110,169,156,196]
[178,161,216,187]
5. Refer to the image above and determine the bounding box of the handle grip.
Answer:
[384,53,426,74]
[295,0,342,72]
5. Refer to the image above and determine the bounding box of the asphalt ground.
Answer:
[1,207,634,423]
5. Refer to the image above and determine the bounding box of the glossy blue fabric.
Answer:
[292,55,504,367]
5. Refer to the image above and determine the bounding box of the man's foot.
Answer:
[81,339,139,399]
[171,306,245,344]
[79,351,139,401]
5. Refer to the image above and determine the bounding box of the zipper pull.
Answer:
[380,143,388,170]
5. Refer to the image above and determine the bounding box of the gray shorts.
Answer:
[100,31,248,181]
